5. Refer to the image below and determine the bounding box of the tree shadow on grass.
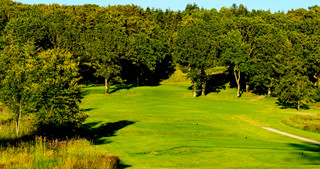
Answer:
[276,100,310,110]
[82,108,98,112]
[0,120,135,147]
[110,84,136,94]
[78,120,135,145]
[288,143,320,165]
[82,83,137,96]
[77,120,135,168]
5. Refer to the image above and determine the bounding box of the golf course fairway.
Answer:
[81,71,320,168]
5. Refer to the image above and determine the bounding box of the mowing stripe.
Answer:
[262,127,320,145]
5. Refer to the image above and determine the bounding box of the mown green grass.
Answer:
[81,70,320,168]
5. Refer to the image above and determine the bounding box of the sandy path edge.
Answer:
[262,127,320,145]
[250,95,265,101]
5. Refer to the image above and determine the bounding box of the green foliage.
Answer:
[0,42,38,134]
[30,49,87,132]
[88,18,127,93]
[276,72,315,110]
[1,1,319,102]
[220,30,249,66]
[175,21,219,96]
[0,43,86,134]
[3,16,52,49]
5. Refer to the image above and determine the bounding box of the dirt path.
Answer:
[250,95,265,101]
[262,127,320,145]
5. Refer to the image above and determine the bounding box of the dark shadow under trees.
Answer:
[206,73,229,93]
[0,119,135,147]
[276,100,310,110]
[187,72,230,97]
[109,84,136,94]
[120,56,175,87]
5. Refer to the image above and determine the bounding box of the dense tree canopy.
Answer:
[0,0,319,135]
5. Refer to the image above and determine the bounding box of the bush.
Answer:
[282,115,320,132]
[0,44,87,135]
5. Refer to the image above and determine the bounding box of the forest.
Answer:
[0,0,320,136]
[1,0,320,168]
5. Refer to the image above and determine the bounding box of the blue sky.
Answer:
[16,0,319,13]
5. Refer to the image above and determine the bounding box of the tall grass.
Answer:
[283,115,320,132]
[0,107,120,169]
[0,137,119,169]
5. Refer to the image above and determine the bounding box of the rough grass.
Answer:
[81,70,320,168]
[0,108,119,169]
[0,137,119,169]
[283,115,320,133]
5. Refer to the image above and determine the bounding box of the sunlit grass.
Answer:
[81,70,320,168]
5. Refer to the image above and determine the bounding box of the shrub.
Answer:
[282,115,320,132]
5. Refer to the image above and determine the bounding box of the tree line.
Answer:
[0,1,319,134]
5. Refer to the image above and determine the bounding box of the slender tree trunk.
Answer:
[268,87,271,97]
[105,78,110,94]
[297,99,301,111]
[234,66,241,97]
[202,83,206,96]
[193,82,197,98]
[237,83,241,97]
[16,106,22,135]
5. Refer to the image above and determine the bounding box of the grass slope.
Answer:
[81,70,320,168]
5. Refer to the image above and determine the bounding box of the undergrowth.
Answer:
[282,115,320,133]
[0,107,120,169]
